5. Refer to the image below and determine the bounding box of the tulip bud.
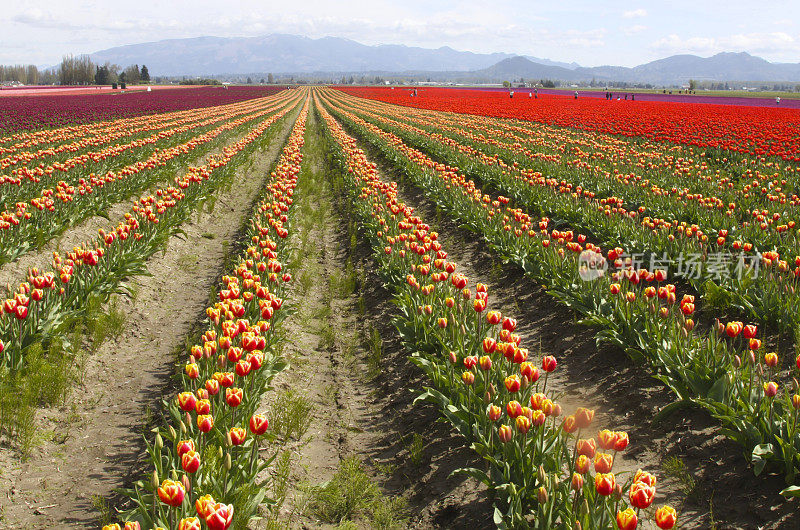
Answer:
[537,486,547,504]
[169,426,176,440]
[580,499,590,516]
[537,465,546,486]
[155,433,163,451]
[225,453,232,471]
[152,471,159,489]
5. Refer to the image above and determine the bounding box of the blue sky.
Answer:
[3,0,799,67]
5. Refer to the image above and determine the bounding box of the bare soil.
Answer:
[0,107,300,529]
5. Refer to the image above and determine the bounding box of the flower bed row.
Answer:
[317,93,676,529]
[319,91,800,497]
[102,95,309,530]
[0,92,304,372]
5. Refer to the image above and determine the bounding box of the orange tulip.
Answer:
[181,450,200,473]
[249,413,269,435]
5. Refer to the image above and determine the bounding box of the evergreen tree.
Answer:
[140,65,150,81]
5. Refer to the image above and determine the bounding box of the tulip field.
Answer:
[1,84,799,529]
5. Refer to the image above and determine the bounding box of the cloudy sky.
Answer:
[3,0,799,67]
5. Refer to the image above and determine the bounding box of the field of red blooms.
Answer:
[337,86,800,161]
[0,85,283,131]
[1,85,799,530]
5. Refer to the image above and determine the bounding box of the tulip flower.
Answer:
[178,518,202,530]
[157,478,185,507]
[506,400,523,418]
[613,431,629,451]
[249,413,269,435]
[504,374,521,393]
[764,381,779,398]
[595,472,615,496]
[598,429,618,450]
[178,392,197,413]
[575,454,591,474]
[575,407,595,429]
[515,415,531,434]
[594,452,614,473]
[225,387,243,407]
[198,414,214,433]
[629,480,656,509]
[205,503,234,530]
[181,450,200,473]
[486,404,502,422]
[576,438,596,458]
[177,439,196,457]
[498,424,513,443]
[655,505,677,529]
[633,469,657,487]
[616,507,638,530]
[541,355,557,372]
[461,371,475,385]
[229,427,246,446]
[571,472,584,491]
[562,415,577,433]
[196,494,217,519]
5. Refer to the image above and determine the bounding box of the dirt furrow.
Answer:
[0,105,301,530]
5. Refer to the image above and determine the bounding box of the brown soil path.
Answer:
[0,105,302,529]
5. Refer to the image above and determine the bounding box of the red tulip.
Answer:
[177,391,197,412]
[249,413,269,435]
[181,450,200,473]
[616,507,638,530]
[498,424,513,443]
[655,506,677,529]
[225,387,243,407]
[205,503,234,530]
[595,472,615,496]
[541,355,557,372]
[157,479,185,507]
[198,414,214,433]
[629,481,656,509]
[178,518,202,530]
[229,427,246,446]
[176,439,196,457]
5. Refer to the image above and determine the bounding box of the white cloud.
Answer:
[623,9,647,19]
[650,32,800,58]
[623,25,647,36]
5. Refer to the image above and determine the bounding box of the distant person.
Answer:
[535,88,538,98]
[574,90,578,99]
[624,94,628,100]
[528,91,532,98]
[510,90,514,98]
[631,93,635,101]
[776,96,781,105]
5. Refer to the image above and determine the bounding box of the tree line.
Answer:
[0,55,151,86]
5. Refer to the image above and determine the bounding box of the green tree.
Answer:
[140,65,150,81]
[267,73,274,83]
[246,76,253,84]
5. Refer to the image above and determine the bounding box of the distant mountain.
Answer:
[90,34,519,75]
[476,53,800,84]
[87,34,800,83]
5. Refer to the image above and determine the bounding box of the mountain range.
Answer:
[88,34,800,84]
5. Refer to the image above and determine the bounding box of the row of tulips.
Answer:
[331,90,800,232]
[103,95,309,530]
[326,90,800,338]
[111,94,308,529]
[316,92,676,529]
[0,86,285,133]
[318,91,800,494]
[0,91,304,373]
[0,91,299,266]
[0,93,291,203]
